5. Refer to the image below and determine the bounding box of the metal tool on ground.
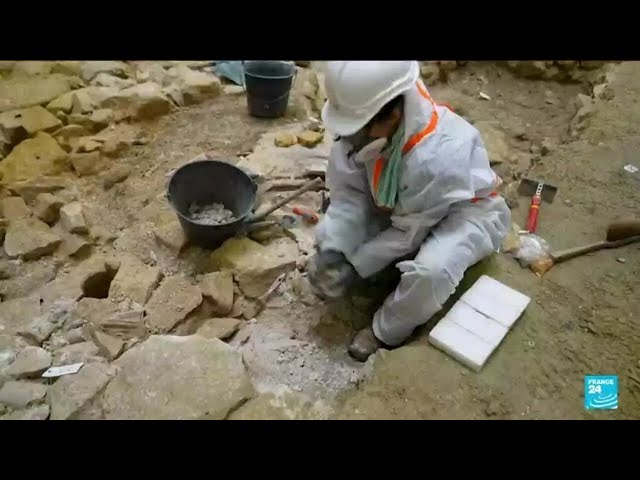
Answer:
[518,178,558,233]
[166,159,323,248]
[530,220,640,276]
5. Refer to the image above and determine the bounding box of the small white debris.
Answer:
[479,92,492,101]
[617,257,626,264]
[623,164,638,173]
[42,362,84,378]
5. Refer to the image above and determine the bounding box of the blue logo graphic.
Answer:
[584,375,618,410]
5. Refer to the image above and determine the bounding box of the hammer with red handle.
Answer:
[517,178,558,233]
[292,206,319,225]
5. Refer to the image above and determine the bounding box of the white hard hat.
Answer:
[320,61,420,136]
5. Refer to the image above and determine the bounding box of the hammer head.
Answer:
[518,178,558,203]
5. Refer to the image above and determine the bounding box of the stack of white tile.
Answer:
[428,275,531,372]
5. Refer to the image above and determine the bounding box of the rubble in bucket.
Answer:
[187,202,236,225]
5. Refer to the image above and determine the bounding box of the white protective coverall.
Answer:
[315,79,511,347]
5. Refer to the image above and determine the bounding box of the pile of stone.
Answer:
[419,61,467,85]
[417,60,610,86]
[503,61,608,83]
[0,202,307,419]
[0,61,225,174]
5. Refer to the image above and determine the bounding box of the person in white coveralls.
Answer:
[307,61,510,361]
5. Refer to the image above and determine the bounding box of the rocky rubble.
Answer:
[101,335,254,420]
[5,346,51,378]
[199,270,234,315]
[48,362,118,420]
[144,275,202,333]
[0,132,69,184]
[503,60,608,82]
[210,237,298,299]
[4,217,62,260]
[0,61,231,179]
[0,381,48,408]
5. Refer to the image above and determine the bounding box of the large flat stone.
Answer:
[228,390,331,420]
[52,341,101,365]
[3,217,62,260]
[17,299,74,346]
[6,346,51,378]
[5,176,68,203]
[90,73,136,90]
[89,330,124,361]
[0,260,60,300]
[48,362,117,420]
[144,276,202,333]
[0,132,69,184]
[73,298,145,340]
[102,335,254,420]
[196,318,241,340]
[101,82,173,120]
[164,66,222,106]
[0,74,76,113]
[10,61,54,77]
[0,403,50,420]
[0,380,47,408]
[0,106,62,145]
[46,87,100,114]
[1,196,31,220]
[153,220,188,255]
[80,61,131,82]
[210,237,297,299]
[199,271,234,315]
[108,255,162,306]
[0,296,42,338]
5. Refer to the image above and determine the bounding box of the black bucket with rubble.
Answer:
[244,61,296,118]
[166,160,257,249]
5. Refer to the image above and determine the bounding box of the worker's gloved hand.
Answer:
[307,250,358,300]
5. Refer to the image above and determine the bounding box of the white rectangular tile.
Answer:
[460,275,530,329]
[428,319,496,372]
[445,301,509,347]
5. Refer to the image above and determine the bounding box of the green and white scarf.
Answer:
[375,122,405,209]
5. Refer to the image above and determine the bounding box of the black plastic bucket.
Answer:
[243,61,296,118]
[166,160,257,249]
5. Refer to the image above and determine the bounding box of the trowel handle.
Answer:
[526,195,542,233]
[248,177,324,223]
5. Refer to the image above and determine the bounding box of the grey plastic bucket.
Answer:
[166,160,257,249]
[243,61,296,118]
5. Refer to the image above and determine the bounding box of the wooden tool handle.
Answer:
[551,235,640,264]
[248,177,324,223]
[525,195,542,233]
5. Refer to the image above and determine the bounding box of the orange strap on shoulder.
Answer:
[372,81,442,194]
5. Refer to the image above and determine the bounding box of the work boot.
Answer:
[348,326,383,362]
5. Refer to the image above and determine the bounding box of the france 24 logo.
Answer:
[584,375,618,410]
